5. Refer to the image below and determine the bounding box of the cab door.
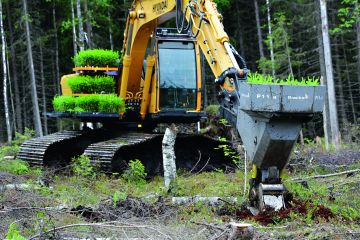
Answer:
[157,40,197,111]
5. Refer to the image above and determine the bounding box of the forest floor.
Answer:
[0,139,359,239]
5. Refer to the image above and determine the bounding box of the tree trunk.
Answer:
[76,0,84,51]
[83,0,92,48]
[108,9,114,50]
[320,0,340,150]
[71,0,77,55]
[6,1,22,133]
[21,60,28,129]
[162,125,178,188]
[316,0,330,151]
[341,35,357,123]
[53,1,60,95]
[0,0,12,143]
[334,35,348,129]
[39,41,48,135]
[6,53,16,133]
[355,1,360,93]
[254,0,265,61]
[284,33,294,76]
[235,1,245,57]
[23,0,43,137]
[266,0,275,77]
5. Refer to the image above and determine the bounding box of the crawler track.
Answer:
[84,133,161,172]
[18,131,84,166]
[85,133,234,175]
[18,130,234,174]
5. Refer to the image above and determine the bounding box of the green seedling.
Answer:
[53,94,125,113]
[247,72,320,86]
[73,49,119,67]
[68,75,115,94]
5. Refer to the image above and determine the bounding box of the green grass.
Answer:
[0,129,40,175]
[73,49,119,67]
[52,95,125,113]
[67,75,115,94]
[0,159,30,175]
[247,72,320,86]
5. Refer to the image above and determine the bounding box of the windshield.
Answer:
[158,41,197,110]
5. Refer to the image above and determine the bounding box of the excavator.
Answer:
[18,0,325,211]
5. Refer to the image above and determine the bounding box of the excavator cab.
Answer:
[157,33,198,110]
[146,28,204,123]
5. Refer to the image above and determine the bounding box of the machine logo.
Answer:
[153,0,168,14]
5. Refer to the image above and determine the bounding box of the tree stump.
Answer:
[162,124,178,188]
[228,222,254,240]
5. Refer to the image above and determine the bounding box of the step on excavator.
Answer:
[18,0,325,211]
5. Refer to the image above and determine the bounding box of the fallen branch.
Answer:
[0,183,31,191]
[196,157,210,174]
[190,221,225,231]
[0,180,49,191]
[190,150,202,173]
[254,225,289,229]
[0,205,69,214]
[290,169,360,182]
[29,222,173,240]
[172,196,237,205]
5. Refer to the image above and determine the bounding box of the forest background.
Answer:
[0,0,359,147]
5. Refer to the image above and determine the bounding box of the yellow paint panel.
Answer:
[60,74,77,96]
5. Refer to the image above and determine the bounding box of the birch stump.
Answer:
[228,223,254,240]
[162,124,178,188]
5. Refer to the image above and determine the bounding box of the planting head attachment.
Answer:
[219,82,325,210]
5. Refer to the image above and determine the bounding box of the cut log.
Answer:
[2,155,15,160]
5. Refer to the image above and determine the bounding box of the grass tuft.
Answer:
[0,159,30,175]
[73,49,119,67]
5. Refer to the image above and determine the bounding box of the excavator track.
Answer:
[18,129,235,175]
[84,133,234,175]
[84,133,161,172]
[17,129,114,168]
[18,131,83,166]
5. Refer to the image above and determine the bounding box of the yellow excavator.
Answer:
[18,0,325,210]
